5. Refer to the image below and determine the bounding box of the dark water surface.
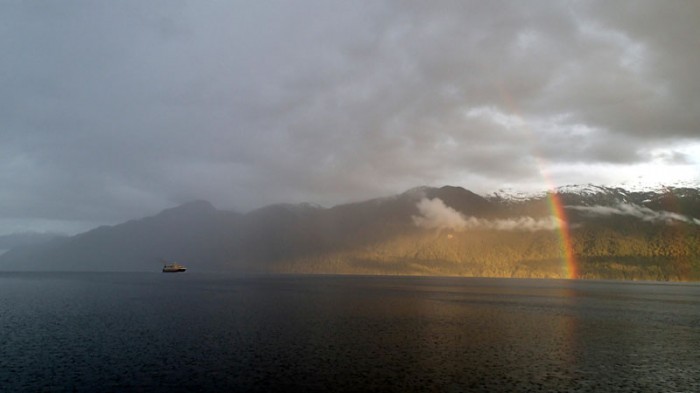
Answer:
[1,273,699,392]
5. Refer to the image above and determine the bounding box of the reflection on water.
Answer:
[0,273,699,392]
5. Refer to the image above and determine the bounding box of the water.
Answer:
[1,273,699,392]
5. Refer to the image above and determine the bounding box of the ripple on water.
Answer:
[0,273,699,392]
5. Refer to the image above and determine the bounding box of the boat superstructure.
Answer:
[162,262,187,273]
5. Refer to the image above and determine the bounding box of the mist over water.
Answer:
[1,273,699,392]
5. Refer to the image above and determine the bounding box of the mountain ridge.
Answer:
[1,185,699,280]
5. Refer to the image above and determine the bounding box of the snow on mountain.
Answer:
[485,183,700,213]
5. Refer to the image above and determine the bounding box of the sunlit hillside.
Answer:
[273,223,700,281]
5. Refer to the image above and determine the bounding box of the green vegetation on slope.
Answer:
[274,222,700,281]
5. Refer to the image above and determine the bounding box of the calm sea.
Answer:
[1,272,699,392]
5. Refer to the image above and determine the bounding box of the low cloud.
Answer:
[412,198,468,230]
[412,198,561,231]
[467,216,563,231]
[568,204,700,225]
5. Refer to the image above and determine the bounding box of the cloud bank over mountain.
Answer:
[413,198,561,231]
[569,204,700,226]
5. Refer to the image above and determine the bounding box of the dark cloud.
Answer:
[1,0,698,234]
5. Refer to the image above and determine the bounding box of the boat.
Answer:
[162,262,187,273]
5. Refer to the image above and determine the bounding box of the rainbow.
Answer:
[535,159,578,279]
[547,191,578,279]
[495,84,578,279]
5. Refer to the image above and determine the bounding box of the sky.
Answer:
[1,0,700,235]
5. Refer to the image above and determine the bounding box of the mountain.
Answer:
[0,201,243,272]
[0,232,65,254]
[1,185,699,281]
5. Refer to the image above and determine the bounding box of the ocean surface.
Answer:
[1,273,699,392]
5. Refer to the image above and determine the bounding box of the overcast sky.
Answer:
[2,1,699,235]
